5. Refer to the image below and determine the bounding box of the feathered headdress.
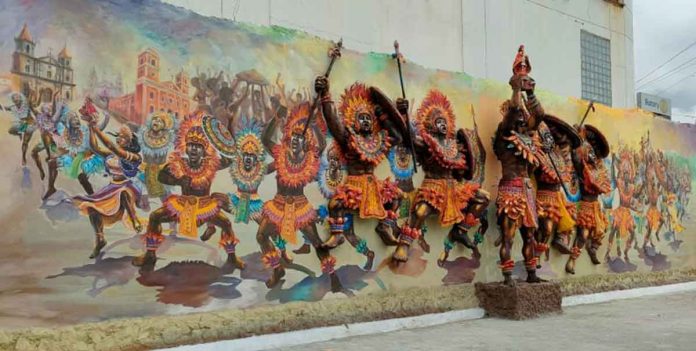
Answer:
[140,111,177,157]
[416,89,456,138]
[235,115,264,157]
[175,111,215,157]
[283,102,326,145]
[338,83,378,133]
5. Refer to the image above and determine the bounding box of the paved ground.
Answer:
[270,291,696,351]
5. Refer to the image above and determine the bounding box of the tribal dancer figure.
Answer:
[44,109,107,200]
[31,91,65,183]
[378,133,418,249]
[390,90,489,264]
[315,76,406,271]
[257,102,340,289]
[73,101,143,259]
[294,135,347,255]
[606,148,641,262]
[532,115,580,266]
[138,111,178,209]
[493,45,546,285]
[1,91,37,166]
[132,113,243,271]
[565,125,611,273]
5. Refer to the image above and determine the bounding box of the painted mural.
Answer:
[0,0,694,329]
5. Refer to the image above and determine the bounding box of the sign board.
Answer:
[637,92,671,117]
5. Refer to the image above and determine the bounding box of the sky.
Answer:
[634,0,696,123]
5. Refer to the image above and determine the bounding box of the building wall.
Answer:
[164,0,635,108]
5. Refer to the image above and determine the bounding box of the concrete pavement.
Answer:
[270,291,696,351]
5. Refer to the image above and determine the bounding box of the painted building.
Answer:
[10,23,76,102]
[84,67,124,103]
[164,0,634,108]
[109,48,191,125]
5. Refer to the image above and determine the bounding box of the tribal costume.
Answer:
[317,78,406,271]
[565,125,612,272]
[138,111,177,199]
[392,90,488,264]
[3,92,36,166]
[133,113,243,271]
[532,117,581,265]
[257,102,339,289]
[493,45,548,284]
[72,106,143,260]
[73,155,142,230]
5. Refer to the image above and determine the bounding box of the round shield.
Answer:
[368,86,408,137]
[456,128,476,181]
[544,114,581,148]
[202,115,236,157]
[584,124,610,159]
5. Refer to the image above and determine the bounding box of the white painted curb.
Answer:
[562,280,696,307]
[160,308,485,351]
[160,281,696,351]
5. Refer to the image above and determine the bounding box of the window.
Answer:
[25,44,30,53]
[150,106,154,113]
[25,64,30,73]
[150,92,154,99]
[47,70,52,79]
[581,30,612,106]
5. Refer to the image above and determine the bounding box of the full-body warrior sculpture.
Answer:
[132,113,244,271]
[565,125,611,273]
[315,76,405,271]
[378,135,418,250]
[532,115,581,266]
[294,135,347,255]
[257,102,340,289]
[391,90,490,264]
[493,46,546,285]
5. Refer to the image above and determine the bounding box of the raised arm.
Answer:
[262,114,280,152]
[315,76,346,147]
[88,124,111,157]
[93,126,141,162]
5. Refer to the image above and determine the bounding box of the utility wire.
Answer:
[637,55,696,90]
[655,70,696,94]
[636,39,696,84]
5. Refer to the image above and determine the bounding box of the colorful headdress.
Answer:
[339,82,378,133]
[512,45,531,75]
[141,111,177,156]
[283,102,326,144]
[147,111,176,130]
[118,125,133,141]
[235,115,264,157]
[416,89,456,138]
[274,102,323,188]
[175,112,215,157]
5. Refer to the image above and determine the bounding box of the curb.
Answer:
[161,280,696,351]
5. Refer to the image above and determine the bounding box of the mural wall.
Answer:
[0,0,694,329]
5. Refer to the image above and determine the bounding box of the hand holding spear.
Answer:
[303,39,343,135]
[392,40,418,173]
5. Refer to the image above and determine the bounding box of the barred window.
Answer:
[581,30,612,106]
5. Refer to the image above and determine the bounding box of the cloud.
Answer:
[634,0,696,117]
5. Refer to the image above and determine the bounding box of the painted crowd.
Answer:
[1,43,691,294]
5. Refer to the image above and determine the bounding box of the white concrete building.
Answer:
[163,0,635,108]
